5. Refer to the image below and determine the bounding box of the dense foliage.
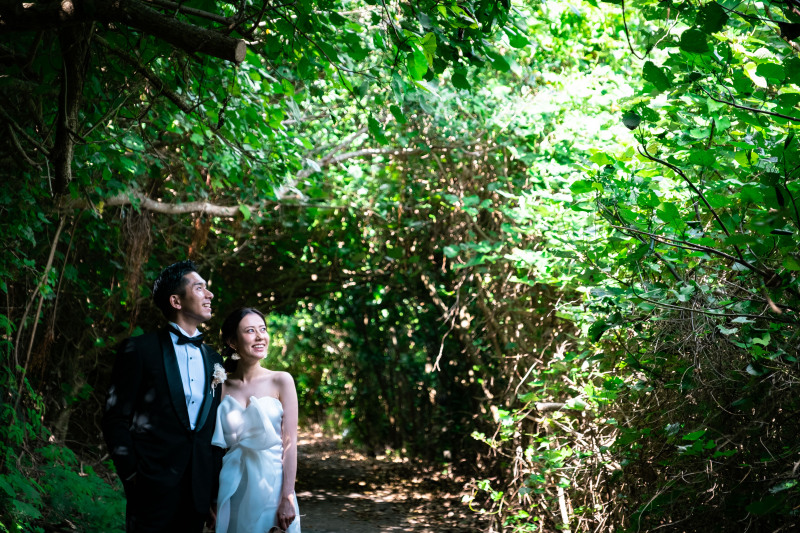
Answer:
[1,0,799,531]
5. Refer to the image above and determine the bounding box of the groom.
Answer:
[102,260,223,532]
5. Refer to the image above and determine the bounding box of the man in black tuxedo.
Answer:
[102,260,223,532]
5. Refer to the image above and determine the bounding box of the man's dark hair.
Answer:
[152,260,198,318]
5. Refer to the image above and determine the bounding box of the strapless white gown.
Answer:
[212,395,301,533]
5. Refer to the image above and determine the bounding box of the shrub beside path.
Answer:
[295,430,487,533]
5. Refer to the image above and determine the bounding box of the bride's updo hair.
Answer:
[220,307,267,372]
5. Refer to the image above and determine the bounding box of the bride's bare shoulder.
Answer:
[269,370,294,384]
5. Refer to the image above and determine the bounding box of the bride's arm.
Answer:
[277,371,299,530]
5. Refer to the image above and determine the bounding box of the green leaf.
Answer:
[679,28,709,54]
[744,62,767,88]
[643,61,671,91]
[368,116,389,145]
[570,180,595,195]
[770,480,798,494]
[636,191,660,208]
[783,256,800,271]
[756,63,785,82]
[656,202,681,224]
[683,429,706,441]
[406,49,428,80]
[746,495,784,516]
[785,57,800,84]
[389,104,407,124]
[504,27,530,49]
[486,50,511,73]
[588,319,610,342]
[443,245,459,258]
[0,476,14,497]
[239,204,251,221]
[688,150,715,166]
[696,3,728,34]
[734,151,758,167]
[420,33,437,66]
[452,72,471,90]
[565,397,588,410]
[622,111,641,130]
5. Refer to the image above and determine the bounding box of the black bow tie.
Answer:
[169,326,204,348]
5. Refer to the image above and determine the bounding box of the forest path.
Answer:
[295,429,486,533]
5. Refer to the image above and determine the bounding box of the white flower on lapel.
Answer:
[211,363,227,396]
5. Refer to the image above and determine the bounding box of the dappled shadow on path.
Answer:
[296,430,487,533]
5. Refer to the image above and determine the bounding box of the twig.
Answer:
[0,107,51,156]
[629,285,799,324]
[609,225,768,278]
[15,217,66,410]
[6,123,41,168]
[143,0,233,25]
[95,36,196,114]
[697,85,800,123]
[621,0,644,60]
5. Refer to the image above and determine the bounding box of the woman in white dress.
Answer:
[212,307,300,533]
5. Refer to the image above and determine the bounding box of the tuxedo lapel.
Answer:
[160,328,192,430]
[195,344,215,431]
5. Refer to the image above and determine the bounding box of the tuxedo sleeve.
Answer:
[101,337,142,481]
[211,444,224,502]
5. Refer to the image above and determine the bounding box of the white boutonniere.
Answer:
[211,363,227,397]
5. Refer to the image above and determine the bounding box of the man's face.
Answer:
[171,271,213,324]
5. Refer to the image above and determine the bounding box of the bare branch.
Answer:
[0,106,50,156]
[7,123,41,168]
[630,285,799,324]
[60,190,360,216]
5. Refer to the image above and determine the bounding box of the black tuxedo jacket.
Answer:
[102,327,223,512]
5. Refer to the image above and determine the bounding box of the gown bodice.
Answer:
[212,395,300,533]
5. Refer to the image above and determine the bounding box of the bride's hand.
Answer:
[276,496,296,530]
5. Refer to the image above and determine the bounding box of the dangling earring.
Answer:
[229,344,240,360]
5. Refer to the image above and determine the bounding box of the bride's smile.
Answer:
[231,313,270,360]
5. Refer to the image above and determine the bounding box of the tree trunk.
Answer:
[52,24,91,195]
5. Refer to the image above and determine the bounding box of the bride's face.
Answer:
[232,313,269,360]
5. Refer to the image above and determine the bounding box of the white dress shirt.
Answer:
[168,322,207,430]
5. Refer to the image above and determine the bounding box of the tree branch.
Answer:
[78,190,243,216]
[61,190,360,216]
[609,225,770,278]
[95,35,195,114]
[697,85,800,123]
[0,0,246,63]
[51,23,92,195]
[629,285,799,324]
[6,123,41,168]
[0,106,50,156]
[142,0,233,25]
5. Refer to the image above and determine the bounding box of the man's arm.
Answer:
[101,337,143,481]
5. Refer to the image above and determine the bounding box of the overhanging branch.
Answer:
[0,0,246,63]
[61,190,359,216]
[84,191,243,216]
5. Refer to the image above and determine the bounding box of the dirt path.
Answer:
[295,430,487,533]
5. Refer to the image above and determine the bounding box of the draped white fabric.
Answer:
[213,395,300,533]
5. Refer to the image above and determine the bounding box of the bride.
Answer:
[212,307,301,533]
